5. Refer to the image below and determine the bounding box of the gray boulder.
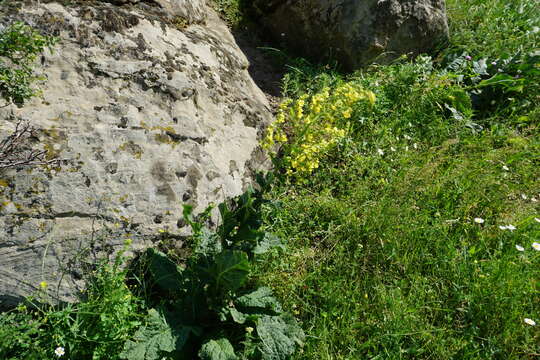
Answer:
[252,0,449,70]
[0,1,271,307]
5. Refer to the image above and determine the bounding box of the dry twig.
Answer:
[0,119,63,170]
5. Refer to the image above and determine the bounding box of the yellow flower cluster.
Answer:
[262,82,375,178]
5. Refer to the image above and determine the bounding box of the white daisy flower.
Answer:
[515,244,525,252]
[499,225,507,230]
[532,242,540,251]
[474,218,485,224]
[404,135,412,140]
[405,146,409,151]
[413,143,418,149]
[390,146,396,152]
[506,224,516,231]
[521,194,528,200]
[55,347,65,357]
[377,148,384,156]
[532,197,538,202]
[524,318,536,326]
[502,165,509,171]
[535,218,540,223]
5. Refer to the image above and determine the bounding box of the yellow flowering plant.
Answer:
[263,82,375,178]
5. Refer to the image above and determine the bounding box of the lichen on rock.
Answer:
[0,0,272,307]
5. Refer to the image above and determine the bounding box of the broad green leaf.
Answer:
[120,309,191,360]
[253,233,284,255]
[256,314,305,360]
[477,73,517,89]
[236,287,282,313]
[198,338,237,360]
[227,287,282,324]
[146,249,183,292]
[209,250,249,292]
[218,188,265,251]
[194,227,222,256]
[228,307,248,324]
[218,201,237,240]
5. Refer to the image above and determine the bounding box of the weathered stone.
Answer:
[0,1,271,307]
[252,0,449,70]
[153,0,207,23]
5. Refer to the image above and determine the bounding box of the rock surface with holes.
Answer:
[0,0,271,307]
[252,0,449,70]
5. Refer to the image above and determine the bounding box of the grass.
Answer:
[258,132,539,358]
[1,0,539,359]
[0,247,142,359]
[445,0,539,58]
[253,0,539,358]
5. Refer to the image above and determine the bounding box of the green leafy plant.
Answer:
[122,174,304,360]
[0,243,142,359]
[0,22,56,105]
[444,51,540,117]
[0,310,48,360]
[212,0,247,27]
[262,83,375,178]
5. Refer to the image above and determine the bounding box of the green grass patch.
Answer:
[254,0,540,358]
[445,0,539,58]
[0,247,142,359]
[1,0,539,359]
[258,129,539,358]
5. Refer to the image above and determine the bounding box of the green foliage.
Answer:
[256,314,305,360]
[146,248,184,292]
[262,83,375,178]
[211,0,247,27]
[253,0,539,358]
[259,130,540,358]
[445,0,539,59]
[0,246,142,359]
[0,311,47,360]
[0,22,56,104]
[121,177,304,360]
[281,59,342,99]
[120,308,191,360]
[209,250,250,293]
[235,287,282,314]
[199,339,237,360]
[442,51,540,119]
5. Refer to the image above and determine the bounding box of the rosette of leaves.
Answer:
[121,174,304,360]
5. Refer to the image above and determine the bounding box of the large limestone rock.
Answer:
[252,0,449,70]
[0,1,272,307]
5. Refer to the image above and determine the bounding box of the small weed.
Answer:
[211,0,247,27]
[0,244,142,359]
[0,22,56,105]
